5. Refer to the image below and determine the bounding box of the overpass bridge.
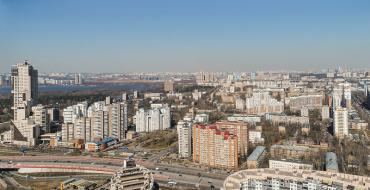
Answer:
[0,162,119,174]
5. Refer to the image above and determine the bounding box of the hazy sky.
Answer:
[0,0,370,73]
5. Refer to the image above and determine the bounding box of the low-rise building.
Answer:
[269,159,313,170]
[194,113,209,123]
[265,114,309,126]
[247,146,266,169]
[270,144,318,160]
[227,114,261,124]
[325,152,339,173]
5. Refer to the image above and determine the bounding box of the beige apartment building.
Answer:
[215,121,248,158]
[193,124,238,170]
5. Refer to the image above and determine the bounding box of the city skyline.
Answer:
[1,0,370,73]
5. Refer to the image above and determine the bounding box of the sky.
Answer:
[0,0,370,73]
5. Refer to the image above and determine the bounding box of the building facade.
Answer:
[333,107,348,139]
[222,169,370,190]
[269,159,313,170]
[11,61,40,146]
[192,124,238,170]
[134,105,171,133]
[177,120,192,158]
[245,92,284,115]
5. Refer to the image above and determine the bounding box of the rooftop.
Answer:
[326,152,339,171]
[223,169,370,190]
[247,146,266,161]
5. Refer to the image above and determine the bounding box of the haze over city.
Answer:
[1,1,370,190]
[1,0,370,73]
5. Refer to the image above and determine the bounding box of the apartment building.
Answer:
[332,83,352,109]
[62,102,88,124]
[287,94,323,111]
[31,104,49,132]
[321,105,330,120]
[215,121,248,158]
[177,120,192,158]
[270,144,318,160]
[134,104,171,133]
[196,72,217,86]
[62,101,128,142]
[333,107,348,139]
[164,80,174,92]
[11,61,38,121]
[11,61,41,146]
[245,91,284,115]
[192,124,238,170]
[222,169,370,190]
[227,114,261,124]
[248,130,264,144]
[265,114,309,126]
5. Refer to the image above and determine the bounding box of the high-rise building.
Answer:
[11,61,40,146]
[74,73,83,85]
[11,61,38,121]
[32,104,49,132]
[134,105,171,133]
[235,97,246,111]
[332,83,351,110]
[164,80,174,92]
[196,72,217,86]
[215,121,248,158]
[333,107,348,139]
[62,101,128,142]
[321,105,330,120]
[0,75,5,86]
[105,102,128,140]
[177,120,192,158]
[192,124,238,170]
[339,83,352,109]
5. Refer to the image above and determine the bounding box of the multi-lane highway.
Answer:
[0,155,226,189]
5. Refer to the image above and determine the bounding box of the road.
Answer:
[0,156,226,189]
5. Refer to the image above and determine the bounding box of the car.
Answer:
[7,160,12,164]
[155,167,159,170]
[168,181,177,185]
